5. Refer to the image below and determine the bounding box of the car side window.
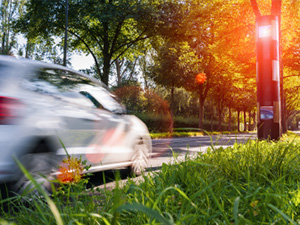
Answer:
[79,91,105,110]
[23,68,97,108]
[79,86,126,114]
[32,69,95,92]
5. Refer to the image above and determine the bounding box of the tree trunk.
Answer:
[253,111,256,130]
[210,108,213,132]
[115,59,122,87]
[2,33,6,54]
[210,103,214,132]
[228,106,232,131]
[102,21,110,86]
[170,85,174,133]
[271,0,282,15]
[250,0,261,17]
[218,102,222,131]
[237,110,240,132]
[244,111,247,132]
[25,43,29,58]
[281,99,287,132]
[198,94,204,129]
[128,59,137,81]
[248,111,252,131]
[102,55,111,86]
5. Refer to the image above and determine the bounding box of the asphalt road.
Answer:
[148,132,257,169]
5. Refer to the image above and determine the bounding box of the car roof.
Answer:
[0,55,105,87]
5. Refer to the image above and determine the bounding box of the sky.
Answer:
[15,34,94,71]
[71,54,94,71]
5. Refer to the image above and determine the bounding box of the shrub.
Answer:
[135,113,172,132]
[136,113,238,133]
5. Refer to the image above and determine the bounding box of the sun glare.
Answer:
[258,25,272,38]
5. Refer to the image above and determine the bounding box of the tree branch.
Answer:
[110,21,124,58]
[283,74,300,79]
[271,0,282,16]
[82,25,104,52]
[68,29,102,78]
[128,58,138,81]
[110,34,150,66]
[250,0,261,17]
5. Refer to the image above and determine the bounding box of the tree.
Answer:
[112,58,139,87]
[15,0,158,86]
[210,73,234,131]
[1,0,26,55]
[279,1,300,129]
[150,0,232,129]
[150,42,194,131]
[17,37,67,65]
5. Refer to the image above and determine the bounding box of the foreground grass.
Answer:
[2,134,300,224]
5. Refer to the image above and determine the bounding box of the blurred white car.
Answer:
[0,56,151,194]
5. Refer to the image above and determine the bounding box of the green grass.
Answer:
[150,131,204,139]
[2,133,300,224]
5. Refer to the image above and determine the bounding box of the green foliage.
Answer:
[147,0,259,129]
[113,85,171,116]
[174,116,236,131]
[15,0,159,85]
[136,113,237,133]
[150,42,199,89]
[0,0,26,55]
[135,113,172,133]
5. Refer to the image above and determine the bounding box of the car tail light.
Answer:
[0,96,22,124]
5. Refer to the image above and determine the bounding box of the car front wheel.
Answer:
[130,138,150,176]
[12,152,57,196]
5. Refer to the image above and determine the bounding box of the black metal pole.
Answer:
[256,15,281,140]
[63,0,68,66]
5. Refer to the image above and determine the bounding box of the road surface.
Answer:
[148,132,256,169]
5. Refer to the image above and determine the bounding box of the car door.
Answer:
[78,85,133,165]
[31,68,133,169]
[27,68,105,164]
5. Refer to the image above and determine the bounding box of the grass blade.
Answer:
[233,197,240,225]
[117,203,173,225]
[268,204,297,225]
[153,186,196,210]
[14,157,64,225]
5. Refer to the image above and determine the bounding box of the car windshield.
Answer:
[33,69,96,93]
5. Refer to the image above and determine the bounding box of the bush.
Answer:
[136,113,238,133]
[135,113,172,132]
